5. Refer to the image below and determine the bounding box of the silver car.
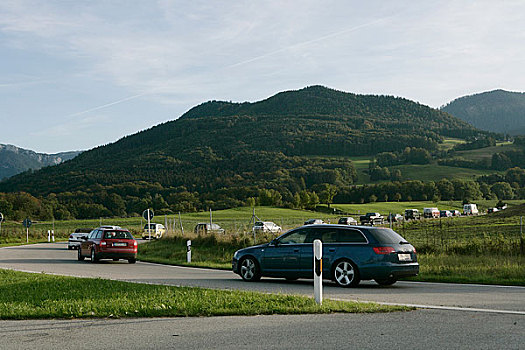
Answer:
[252,221,282,234]
[68,228,93,250]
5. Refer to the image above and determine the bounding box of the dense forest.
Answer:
[442,89,525,135]
[0,86,503,220]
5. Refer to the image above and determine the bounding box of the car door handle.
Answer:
[328,249,336,252]
[294,249,300,253]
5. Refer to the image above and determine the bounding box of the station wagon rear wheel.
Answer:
[240,257,261,282]
[333,260,360,287]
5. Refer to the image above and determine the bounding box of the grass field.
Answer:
[138,203,525,286]
[0,269,408,319]
[0,206,340,246]
[456,142,518,161]
[438,138,466,151]
[390,164,499,182]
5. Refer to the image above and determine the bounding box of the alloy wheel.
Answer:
[240,257,260,281]
[334,260,359,287]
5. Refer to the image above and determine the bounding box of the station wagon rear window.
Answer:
[367,228,406,244]
[318,228,366,243]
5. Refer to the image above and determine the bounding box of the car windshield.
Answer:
[367,228,408,244]
[103,231,133,239]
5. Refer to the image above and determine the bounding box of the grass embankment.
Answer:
[139,237,525,286]
[0,269,409,320]
[409,253,525,286]
[139,206,525,286]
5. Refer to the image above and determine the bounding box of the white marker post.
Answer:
[187,240,192,263]
[47,230,50,242]
[52,230,55,242]
[313,239,323,305]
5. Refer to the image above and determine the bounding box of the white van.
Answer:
[463,204,479,215]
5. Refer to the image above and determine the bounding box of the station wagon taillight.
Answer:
[373,246,395,254]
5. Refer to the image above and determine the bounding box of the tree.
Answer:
[317,184,338,208]
[490,182,515,200]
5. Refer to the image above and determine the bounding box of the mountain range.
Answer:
[442,89,525,135]
[0,85,485,213]
[0,144,80,180]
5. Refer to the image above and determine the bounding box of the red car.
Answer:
[78,226,137,263]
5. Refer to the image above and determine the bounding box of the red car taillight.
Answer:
[133,240,137,247]
[373,246,395,254]
[100,240,107,246]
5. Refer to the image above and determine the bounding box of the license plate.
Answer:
[398,253,412,261]
[113,242,127,247]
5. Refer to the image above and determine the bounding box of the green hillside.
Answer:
[442,89,525,135]
[0,86,484,217]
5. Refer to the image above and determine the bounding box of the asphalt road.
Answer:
[1,242,524,349]
[1,311,523,350]
[0,242,524,314]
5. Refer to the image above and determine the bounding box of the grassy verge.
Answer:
[0,269,409,320]
[408,253,525,286]
[138,236,525,286]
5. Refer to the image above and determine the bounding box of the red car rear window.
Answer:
[103,231,133,239]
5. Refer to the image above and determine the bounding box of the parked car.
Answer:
[304,219,325,225]
[338,217,358,225]
[194,223,225,235]
[387,213,403,222]
[452,210,461,216]
[423,207,440,219]
[404,209,421,220]
[359,213,384,225]
[487,207,499,214]
[440,210,452,218]
[252,221,282,234]
[77,226,137,263]
[232,224,419,287]
[143,223,166,239]
[68,228,92,250]
[463,203,479,215]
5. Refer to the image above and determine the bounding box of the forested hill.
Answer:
[0,144,80,180]
[0,86,482,214]
[442,89,525,135]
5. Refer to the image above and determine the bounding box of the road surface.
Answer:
[1,242,524,349]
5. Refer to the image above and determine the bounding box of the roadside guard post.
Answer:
[313,239,323,304]
[22,218,32,243]
[47,230,50,242]
[187,240,191,263]
[52,230,55,242]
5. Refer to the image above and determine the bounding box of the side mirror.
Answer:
[270,239,279,246]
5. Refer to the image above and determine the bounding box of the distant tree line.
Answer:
[2,167,525,221]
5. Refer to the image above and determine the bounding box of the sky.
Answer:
[1,1,524,154]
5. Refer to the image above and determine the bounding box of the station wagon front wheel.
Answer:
[239,257,261,282]
[333,260,360,287]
